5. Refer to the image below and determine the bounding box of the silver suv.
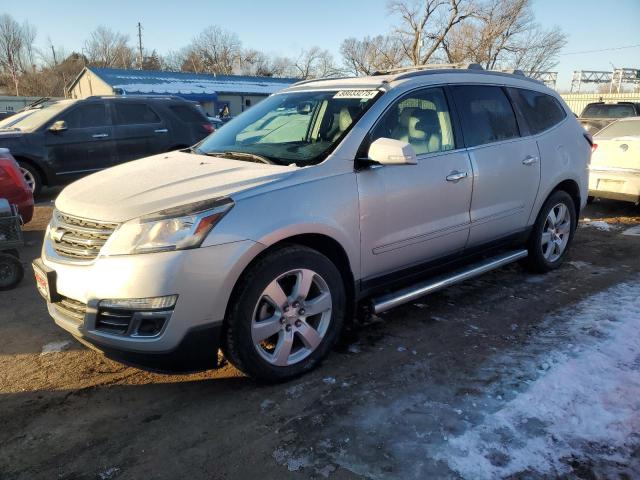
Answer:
[34,64,591,381]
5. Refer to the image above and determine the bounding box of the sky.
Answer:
[6,0,640,91]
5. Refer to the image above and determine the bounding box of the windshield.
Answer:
[196,89,381,166]
[5,100,74,132]
[582,103,636,119]
[595,120,640,139]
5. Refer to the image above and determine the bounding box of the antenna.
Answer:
[137,22,144,69]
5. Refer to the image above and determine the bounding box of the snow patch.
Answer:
[622,225,640,236]
[40,340,71,355]
[582,220,613,231]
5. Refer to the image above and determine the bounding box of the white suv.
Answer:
[34,64,591,381]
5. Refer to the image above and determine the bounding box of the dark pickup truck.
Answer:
[578,101,640,134]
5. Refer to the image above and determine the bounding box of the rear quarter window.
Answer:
[582,104,636,119]
[508,88,566,134]
[169,104,207,123]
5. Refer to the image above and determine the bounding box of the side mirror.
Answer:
[367,138,417,165]
[49,120,67,133]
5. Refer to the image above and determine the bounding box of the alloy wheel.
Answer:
[541,202,571,262]
[251,268,333,366]
[20,166,36,192]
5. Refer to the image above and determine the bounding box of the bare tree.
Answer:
[291,47,340,79]
[84,26,133,68]
[388,0,476,65]
[190,26,242,74]
[441,0,566,72]
[0,14,26,94]
[340,35,405,75]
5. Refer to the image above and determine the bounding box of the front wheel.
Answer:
[222,245,346,382]
[525,190,577,273]
[0,253,24,290]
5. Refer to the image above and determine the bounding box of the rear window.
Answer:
[451,85,520,147]
[115,103,161,124]
[508,88,566,134]
[595,120,640,139]
[581,104,636,119]
[169,104,206,123]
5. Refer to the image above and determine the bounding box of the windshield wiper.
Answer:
[204,151,273,165]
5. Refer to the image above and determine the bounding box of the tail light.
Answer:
[591,143,598,153]
[202,123,215,134]
[0,151,29,191]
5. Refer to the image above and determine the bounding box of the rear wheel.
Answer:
[222,245,346,382]
[525,190,576,273]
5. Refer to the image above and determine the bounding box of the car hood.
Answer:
[55,151,297,222]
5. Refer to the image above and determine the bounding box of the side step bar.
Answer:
[371,249,528,314]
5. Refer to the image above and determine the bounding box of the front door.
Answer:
[450,85,541,246]
[357,87,473,281]
[44,102,115,180]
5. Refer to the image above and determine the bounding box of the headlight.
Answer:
[102,198,234,255]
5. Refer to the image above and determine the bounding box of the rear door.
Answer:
[111,101,170,165]
[44,102,115,179]
[450,85,541,246]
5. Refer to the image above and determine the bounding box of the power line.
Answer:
[559,44,640,56]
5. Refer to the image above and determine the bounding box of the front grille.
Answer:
[54,296,87,324]
[51,210,118,261]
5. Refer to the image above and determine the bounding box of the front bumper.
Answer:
[589,167,640,204]
[39,238,264,372]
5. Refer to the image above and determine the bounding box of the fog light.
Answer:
[99,295,178,310]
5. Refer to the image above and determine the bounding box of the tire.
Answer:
[222,245,346,382]
[18,162,41,197]
[525,190,577,273]
[0,253,24,290]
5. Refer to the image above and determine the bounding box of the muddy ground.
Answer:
[1,194,639,480]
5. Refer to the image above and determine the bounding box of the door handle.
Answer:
[446,170,468,182]
[92,133,109,138]
[154,128,168,133]
[522,155,539,165]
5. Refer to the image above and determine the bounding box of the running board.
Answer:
[371,249,528,314]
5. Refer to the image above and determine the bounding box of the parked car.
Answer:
[34,65,590,381]
[0,95,214,196]
[578,101,640,134]
[589,117,640,204]
[0,148,33,223]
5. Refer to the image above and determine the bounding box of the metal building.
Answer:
[67,67,296,116]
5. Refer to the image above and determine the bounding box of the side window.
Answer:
[508,88,566,134]
[115,103,161,125]
[452,85,519,147]
[169,104,206,123]
[62,103,108,128]
[370,87,455,155]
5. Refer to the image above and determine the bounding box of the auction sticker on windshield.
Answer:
[333,90,379,99]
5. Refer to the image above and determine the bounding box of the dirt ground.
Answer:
[1,194,639,480]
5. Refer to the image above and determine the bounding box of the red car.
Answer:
[0,148,34,223]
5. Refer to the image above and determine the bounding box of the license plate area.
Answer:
[32,259,61,303]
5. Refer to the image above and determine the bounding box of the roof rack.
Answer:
[291,75,356,87]
[372,63,484,76]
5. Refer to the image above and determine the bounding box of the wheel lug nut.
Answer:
[285,325,292,332]
[299,309,305,315]
[292,301,300,308]
[295,320,302,327]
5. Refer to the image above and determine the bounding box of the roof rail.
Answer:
[499,69,526,77]
[291,75,356,87]
[373,63,484,76]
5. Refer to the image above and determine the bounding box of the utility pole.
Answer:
[137,22,144,69]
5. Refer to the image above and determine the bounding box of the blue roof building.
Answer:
[68,67,297,116]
